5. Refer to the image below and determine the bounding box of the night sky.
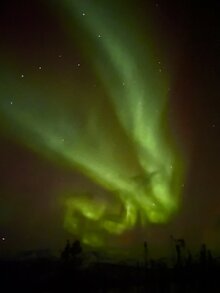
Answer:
[0,0,219,256]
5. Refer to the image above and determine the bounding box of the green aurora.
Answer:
[0,1,185,247]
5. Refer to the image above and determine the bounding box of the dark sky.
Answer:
[0,0,219,256]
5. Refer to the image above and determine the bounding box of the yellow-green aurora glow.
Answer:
[0,1,185,247]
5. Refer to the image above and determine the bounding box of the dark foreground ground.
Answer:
[1,258,220,292]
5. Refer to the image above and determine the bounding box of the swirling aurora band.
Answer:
[0,1,185,246]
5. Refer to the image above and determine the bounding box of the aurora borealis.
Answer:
[0,1,219,254]
[60,0,185,245]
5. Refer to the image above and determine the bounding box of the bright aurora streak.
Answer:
[0,1,185,247]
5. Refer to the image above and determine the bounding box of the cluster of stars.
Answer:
[81,11,102,39]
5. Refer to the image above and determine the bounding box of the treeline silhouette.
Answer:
[1,237,220,292]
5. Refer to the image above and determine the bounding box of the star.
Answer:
[21,74,24,78]
[38,66,42,70]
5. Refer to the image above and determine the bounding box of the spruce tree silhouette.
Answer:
[61,240,71,262]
